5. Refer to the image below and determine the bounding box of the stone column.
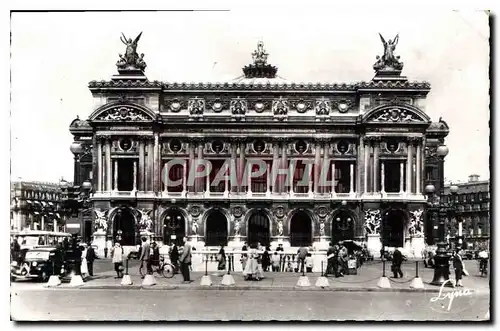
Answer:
[281,142,288,193]
[188,142,195,193]
[399,162,405,193]
[416,139,422,195]
[272,143,279,194]
[364,139,369,194]
[182,160,187,195]
[380,162,385,193]
[105,139,112,191]
[197,142,204,193]
[247,162,252,196]
[349,163,355,194]
[148,140,154,191]
[238,141,245,193]
[41,215,45,231]
[331,162,336,196]
[163,161,168,193]
[153,133,160,192]
[224,162,229,197]
[96,140,102,192]
[53,219,58,232]
[314,142,321,194]
[138,139,145,191]
[406,139,413,194]
[206,166,211,195]
[373,139,380,193]
[230,142,237,193]
[289,160,294,195]
[266,161,271,196]
[133,161,137,191]
[113,160,118,191]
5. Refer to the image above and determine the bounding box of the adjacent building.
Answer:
[443,174,490,250]
[10,181,67,232]
[69,35,451,257]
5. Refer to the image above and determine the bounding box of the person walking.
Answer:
[453,249,464,287]
[85,242,97,277]
[271,252,281,272]
[11,237,21,263]
[179,236,192,283]
[111,242,124,278]
[297,246,308,273]
[262,246,271,272]
[325,242,335,276]
[151,242,160,269]
[169,243,179,273]
[139,237,151,279]
[391,248,404,278]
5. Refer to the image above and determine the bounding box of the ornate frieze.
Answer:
[371,108,420,122]
[167,99,183,113]
[188,98,205,117]
[364,209,381,235]
[96,106,151,121]
[290,99,313,114]
[272,97,289,119]
[230,97,247,118]
[315,98,331,116]
[332,99,354,113]
[333,140,356,156]
[206,98,229,113]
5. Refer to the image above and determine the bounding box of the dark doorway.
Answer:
[113,208,136,246]
[163,209,186,246]
[290,211,312,246]
[382,210,405,247]
[205,210,228,246]
[117,159,135,191]
[248,211,270,247]
[331,210,354,245]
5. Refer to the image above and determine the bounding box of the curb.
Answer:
[57,284,444,293]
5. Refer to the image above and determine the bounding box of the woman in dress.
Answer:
[111,242,124,278]
[80,245,89,278]
[243,243,261,281]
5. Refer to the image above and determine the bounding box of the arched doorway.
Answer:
[205,210,228,246]
[331,210,354,245]
[382,209,405,247]
[113,208,136,246]
[290,211,312,247]
[163,209,186,246]
[248,211,270,247]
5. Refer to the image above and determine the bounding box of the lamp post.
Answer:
[425,144,450,286]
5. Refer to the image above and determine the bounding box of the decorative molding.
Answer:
[95,106,151,121]
[272,97,289,118]
[408,209,424,237]
[188,98,205,117]
[230,97,247,117]
[315,98,331,116]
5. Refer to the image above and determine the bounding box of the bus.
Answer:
[13,230,72,250]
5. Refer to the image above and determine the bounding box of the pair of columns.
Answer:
[96,136,159,192]
[363,137,423,195]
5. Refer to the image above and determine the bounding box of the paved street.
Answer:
[10,258,490,321]
[10,288,489,321]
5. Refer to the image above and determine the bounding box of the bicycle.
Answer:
[138,256,176,278]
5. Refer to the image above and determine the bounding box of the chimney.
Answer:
[468,174,480,183]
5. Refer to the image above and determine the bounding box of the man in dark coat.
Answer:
[179,236,192,283]
[86,242,97,277]
[325,242,335,276]
[139,237,151,278]
[392,248,404,278]
[11,238,21,263]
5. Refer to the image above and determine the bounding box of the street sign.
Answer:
[66,217,82,235]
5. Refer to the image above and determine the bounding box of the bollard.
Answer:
[200,255,212,286]
[221,254,235,286]
[302,259,305,277]
[46,260,61,287]
[121,258,132,285]
[377,258,391,288]
[410,260,424,289]
[315,260,329,288]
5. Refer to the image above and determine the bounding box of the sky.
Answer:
[10,10,490,184]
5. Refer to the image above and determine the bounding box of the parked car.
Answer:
[11,246,67,282]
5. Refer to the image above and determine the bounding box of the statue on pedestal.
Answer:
[373,33,404,72]
[277,219,283,236]
[116,32,146,71]
[93,209,108,232]
[191,219,199,236]
[234,220,241,236]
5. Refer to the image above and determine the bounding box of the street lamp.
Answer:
[425,144,454,286]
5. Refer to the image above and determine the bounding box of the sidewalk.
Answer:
[54,259,490,293]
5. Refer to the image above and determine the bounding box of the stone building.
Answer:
[443,174,490,250]
[10,181,66,232]
[70,34,449,257]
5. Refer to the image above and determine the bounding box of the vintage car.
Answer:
[11,246,66,282]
